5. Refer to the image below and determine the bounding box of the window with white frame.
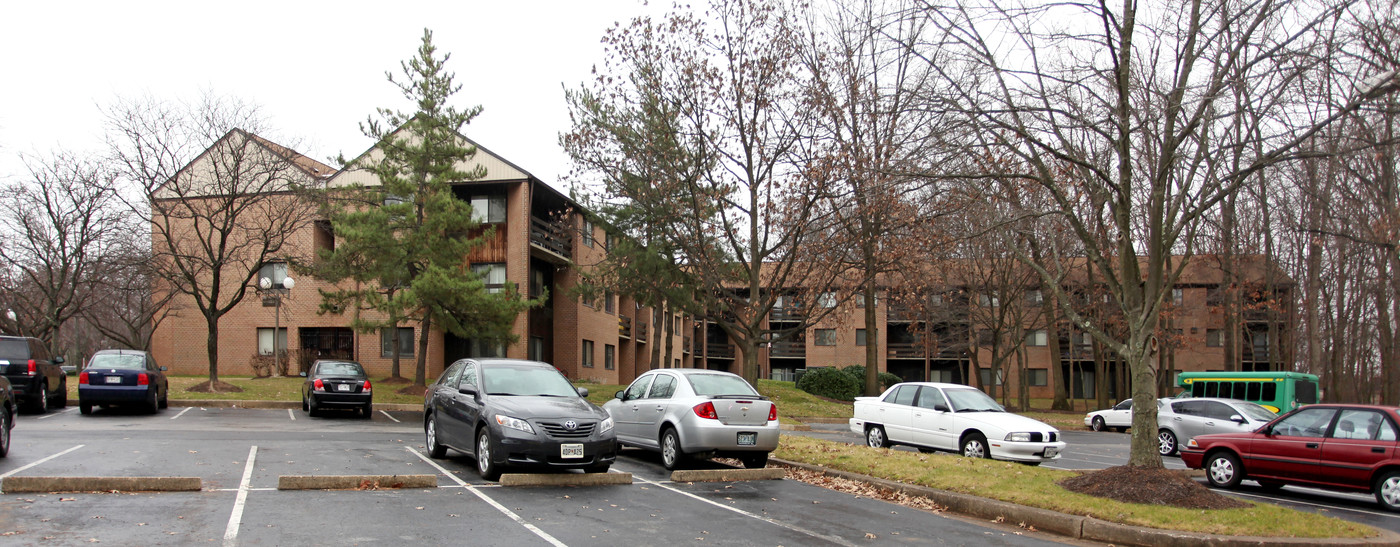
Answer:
[473,263,506,293]
[582,219,594,247]
[818,292,837,308]
[257,328,287,355]
[605,344,615,370]
[582,340,595,367]
[1026,329,1048,346]
[1172,287,1184,305]
[978,294,1000,307]
[469,194,506,224]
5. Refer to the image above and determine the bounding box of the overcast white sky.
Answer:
[0,0,662,191]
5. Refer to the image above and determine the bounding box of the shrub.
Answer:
[797,366,862,401]
[840,365,902,392]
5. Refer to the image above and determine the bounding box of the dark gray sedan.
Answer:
[78,349,168,414]
[423,358,616,481]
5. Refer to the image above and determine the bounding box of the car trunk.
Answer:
[709,396,772,426]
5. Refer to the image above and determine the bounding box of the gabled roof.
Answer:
[325,123,537,188]
[154,129,333,198]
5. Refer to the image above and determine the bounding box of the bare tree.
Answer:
[105,93,328,390]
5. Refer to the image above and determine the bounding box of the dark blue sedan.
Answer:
[78,349,168,414]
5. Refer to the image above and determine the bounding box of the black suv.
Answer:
[0,336,66,413]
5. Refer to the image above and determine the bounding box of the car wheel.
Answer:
[0,408,10,458]
[31,382,49,413]
[1376,471,1400,512]
[1157,429,1178,456]
[1205,452,1243,488]
[961,433,990,459]
[425,415,447,458]
[661,428,687,471]
[476,428,501,481]
[79,402,92,415]
[53,379,66,409]
[1091,416,1106,432]
[307,397,320,418]
[159,388,168,409]
[740,452,769,469]
[586,463,611,474]
[302,396,309,412]
[361,403,373,419]
[866,426,889,448]
[147,389,159,414]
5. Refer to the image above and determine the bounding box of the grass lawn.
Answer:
[775,435,1374,539]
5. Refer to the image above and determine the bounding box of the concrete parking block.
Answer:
[670,468,786,482]
[2,476,202,493]
[498,472,634,487]
[277,474,437,490]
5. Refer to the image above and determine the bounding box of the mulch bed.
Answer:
[186,380,243,393]
[1059,465,1250,510]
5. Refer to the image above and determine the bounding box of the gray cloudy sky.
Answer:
[0,0,660,190]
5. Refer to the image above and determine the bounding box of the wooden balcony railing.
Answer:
[683,337,692,354]
[770,307,805,322]
[706,343,735,359]
[530,216,572,259]
[886,342,963,359]
[636,322,649,343]
[619,316,632,339]
[769,340,805,358]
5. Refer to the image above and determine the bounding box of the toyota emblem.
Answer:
[564,420,578,430]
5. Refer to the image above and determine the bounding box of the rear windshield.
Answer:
[0,339,29,361]
[88,354,144,370]
[686,374,759,397]
[317,362,366,376]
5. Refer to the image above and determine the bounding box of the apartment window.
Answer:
[467,339,505,358]
[818,292,837,308]
[605,292,616,314]
[674,358,680,368]
[582,340,595,368]
[1026,329,1048,346]
[1206,329,1224,347]
[815,329,836,346]
[604,344,615,370]
[1172,288,1184,305]
[856,329,868,346]
[469,194,506,224]
[1029,368,1048,386]
[856,293,877,308]
[1025,290,1043,305]
[530,268,547,299]
[473,263,506,294]
[979,294,1000,308]
[384,193,409,206]
[256,327,287,356]
[977,330,994,345]
[529,336,544,361]
[582,219,594,247]
[979,367,1004,386]
[258,262,289,289]
[380,327,414,358]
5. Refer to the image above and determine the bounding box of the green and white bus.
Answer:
[1175,371,1320,413]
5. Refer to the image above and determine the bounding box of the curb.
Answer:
[671,468,785,482]
[499,472,633,487]
[277,474,437,490]
[2,476,202,493]
[771,458,1400,547]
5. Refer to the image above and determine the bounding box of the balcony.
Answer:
[1061,346,1095,361]
[706,343,735,359]
[769,340,805,358]
[619,316,632,339]
[530,216,572,261]
[683,336,692,354]
[886,342,963,360]
[770,307,805,322]
[636,322,649,343]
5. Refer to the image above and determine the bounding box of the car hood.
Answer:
[961,411,1058,433]
[488,395,607,421]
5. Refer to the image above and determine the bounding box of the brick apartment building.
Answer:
[151,129,1292,399]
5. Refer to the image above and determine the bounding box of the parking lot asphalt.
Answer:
[0,406,1072,547]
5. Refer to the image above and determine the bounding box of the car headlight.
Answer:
[599,416,614,434]
[495,415,535,434]
[1004,432,1033,442]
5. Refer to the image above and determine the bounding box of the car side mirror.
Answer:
[54,356,65,364]
[577,387,590,398]
[934,404,949,412]
[459,385,477,396]
[159,366,168,371]
[299,372,307,377]
[1230,414,1246,424]
[615,390,626,400]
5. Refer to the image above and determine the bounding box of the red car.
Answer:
[1180,404,1400,511]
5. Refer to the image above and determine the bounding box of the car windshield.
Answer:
[0,339,27,361]
[686,373,759,397]
[88,354,144,370]
[317,362,364,376]
[482,365,578,397]
[945,388,1003,412]
[1234,401,1279,422]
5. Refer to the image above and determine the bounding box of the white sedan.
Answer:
[850,382,1066,464]
[1084,399,1134,432]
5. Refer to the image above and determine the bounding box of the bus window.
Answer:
[1247,382,1260,401]
[1233,382,1247,399]
[1204,382,1219,398]
[1298,380,1319,404]
[1192,382,1205,397]
[1263,382,1277,402]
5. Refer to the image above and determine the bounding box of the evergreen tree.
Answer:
[314,28,535,388]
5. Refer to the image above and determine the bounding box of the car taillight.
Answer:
[138,373,149,386]
[314,378,325,392]
[768,404,778,421]
[362,380,372,392]
[693,401,718,420]
[79,371,89,385]
[27,359,36,376]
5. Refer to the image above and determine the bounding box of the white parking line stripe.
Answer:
[406,447,567,547]
[223,445,258,547]
[288,409,295,421]
[170,407,192,420]
[37,408,77,420]
[1221,488,1400,519]
[631,474,861,547]
[0,444,84,481]
[379,410,400,423]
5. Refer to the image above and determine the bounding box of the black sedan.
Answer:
[301,360,372,418]
[0,376,13,457]
[78,349,168,414]
[424,358,617,480]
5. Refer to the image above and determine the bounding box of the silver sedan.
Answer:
[603,368,779,470]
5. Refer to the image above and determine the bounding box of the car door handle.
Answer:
[653,406,664,412]
[1306,443,1320,449]
[1374,447,1386,454]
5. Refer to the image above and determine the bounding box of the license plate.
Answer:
[737,432,757,446]
[1043,447,1059,458]
[105,376,122,384]
[336,384,351,392]
[561,443,584,458]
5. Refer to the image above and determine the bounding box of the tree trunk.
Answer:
[205,313,221,386]
[413,316,432,387]
[864,281,880,396]
[1044,290,1068,410]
